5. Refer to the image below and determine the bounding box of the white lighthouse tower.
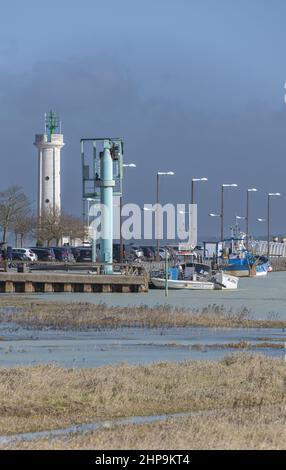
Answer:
[34,111,64,219]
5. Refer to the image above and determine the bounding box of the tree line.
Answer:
[0,185,85,247]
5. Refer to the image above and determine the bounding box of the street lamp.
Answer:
[209,213,221,242]
[156,171,175,261]
[191,177,208,205]
[120,163,137,263]
[221,184,238,242]
[267,193,281,257]
[246,188,258,248]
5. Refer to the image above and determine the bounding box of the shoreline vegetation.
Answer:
[0,298,285,329]
[0,354,285,449]
[0,299,285,449]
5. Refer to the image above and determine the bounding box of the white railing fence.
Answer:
[252,240,286,257]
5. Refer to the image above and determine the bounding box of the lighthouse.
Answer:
[34,111,64,219]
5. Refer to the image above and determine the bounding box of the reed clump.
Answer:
[0,299,285,329]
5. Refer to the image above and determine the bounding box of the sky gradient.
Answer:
[1,0,286,239]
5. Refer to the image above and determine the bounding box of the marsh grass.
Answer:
[0,299,285,329]
[0,354,285,439]
[145,341,285,350]
[4,405,285,450]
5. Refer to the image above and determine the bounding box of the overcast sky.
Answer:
[1,0,286,239]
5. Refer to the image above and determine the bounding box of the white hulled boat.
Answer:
[151,271,238,290]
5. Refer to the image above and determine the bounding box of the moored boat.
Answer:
[222,253,270,277]
[213,271,239,289]
[221,229,271,277]
[151,277,215,290]
[151,271,238,290]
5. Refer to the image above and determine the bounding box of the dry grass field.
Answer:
[0,354,285,449]
[0,298,285,449]
[4,405,285,450]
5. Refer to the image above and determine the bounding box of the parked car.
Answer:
[50,247,75,263]
[29,247,56,262]
[12,248,38,262]
[77,244,100,262]
[132,245,144,258]
[77,247,92,262]
[0,244,12,261]
[64,246,76,262]
[70,246,81,262]
[12,251,29,262]
[159,247,170,260]
[142,246,155,260]
[125,244,144,261]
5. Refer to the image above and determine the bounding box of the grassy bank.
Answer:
[0,298,285,329]
[4,405,285,450]
[0,354,285,445]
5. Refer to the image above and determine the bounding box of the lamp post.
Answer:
[257,218,266,256]
[120,163,136,263]
[267,193,281,257]
[156,171,175,261]
[246,188,258,248]
[209,213,221,243]
[221,184,238,242]
[191,177,208,205]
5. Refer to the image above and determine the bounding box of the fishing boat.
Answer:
[222,254,269,277]
[151,271,238,290]
[221,232,270,277]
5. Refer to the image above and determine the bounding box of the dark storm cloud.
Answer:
[0,53,285,237]
[0,55,141,215]
[0,56,138,116]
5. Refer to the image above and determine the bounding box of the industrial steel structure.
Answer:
[81,137,124,274]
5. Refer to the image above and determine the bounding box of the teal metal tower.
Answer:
[81,137,123,274]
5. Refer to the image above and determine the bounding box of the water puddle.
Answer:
[0,409,213,445]
[0,325,284,367]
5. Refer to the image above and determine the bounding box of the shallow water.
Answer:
[17,271,286,320]
[0,410,212,445]
[0,271,285,368]
[0,324,284,368]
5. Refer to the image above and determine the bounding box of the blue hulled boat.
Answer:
[222,253,269,277]
[221,232,270,277]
